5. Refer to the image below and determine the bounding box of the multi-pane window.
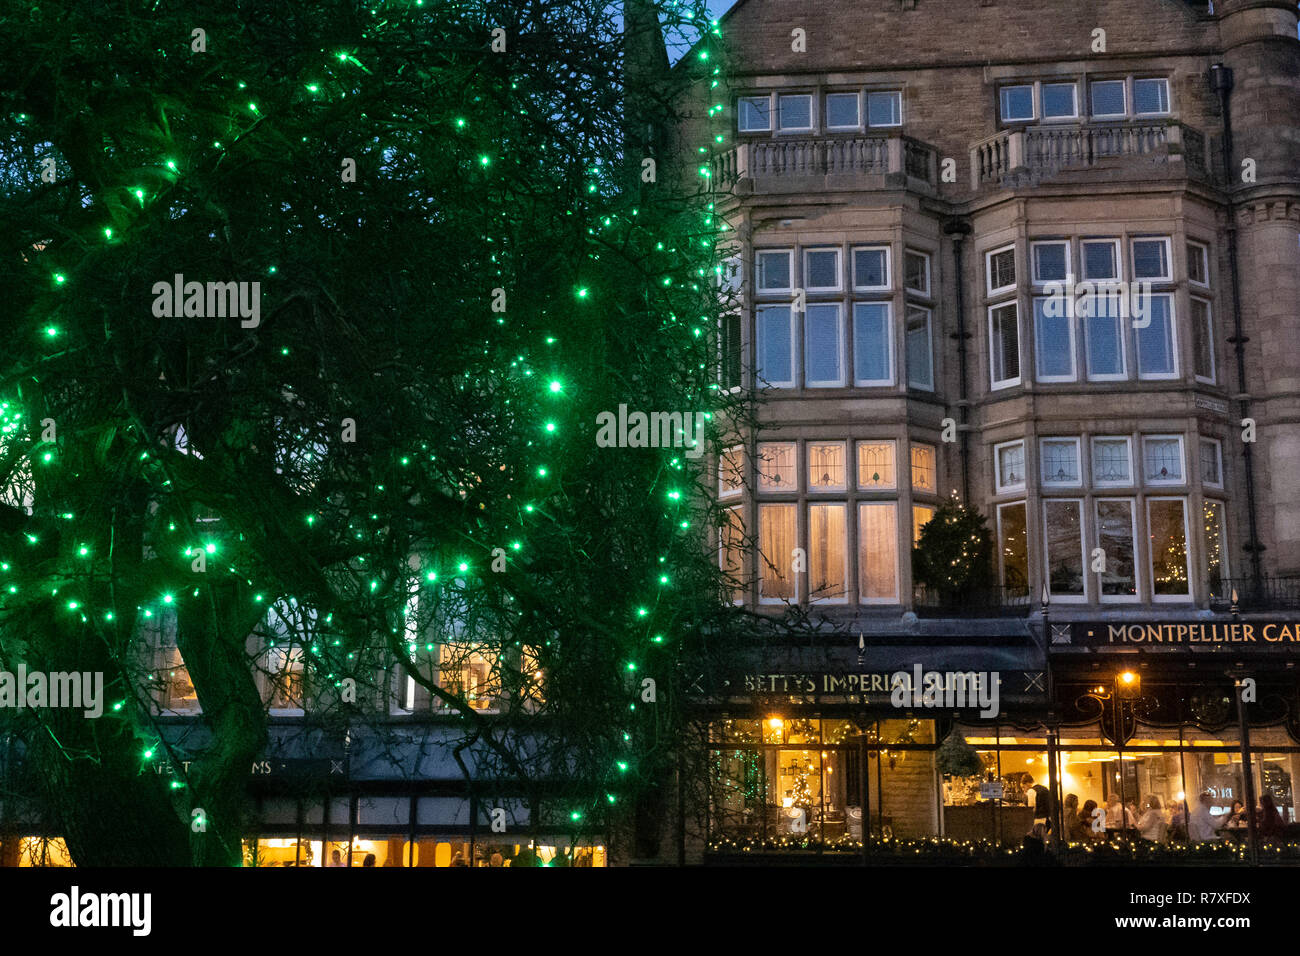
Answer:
[756,250,793,292]
[995,440,1027,493]
[759,503,797,601]
[804,249,842,292]
[867,91,903,127]
[737,96,772,132]
[997,502,1030,594]
[1044,499,1086,600]
[857,441,897,490]
[804,304,844,387]
[825,92,860,129]
[853,246,890,290]
[1148,498,1190,599]
[720,507,746,604]
[1081,239,1120,281]
[807,442,847,492]
[1142,435,1184,485]
[989,304,1021,387]
[777,94,814,131]
[910,443,937,494]
[809,503,848,602]
[720,311,743,390]
[719,445,744,498]
[858,503,899,602]
[904,250,931,296]
[756,305,795,387]
[1199,439,1223,488]
[1096,499,1139,600]
[1133,78,1170,115]
[1040,438,1082,486]
[1091,437,1133,486]
[905,306,934,390]
[757,442,797,490]
[853,302,893,386]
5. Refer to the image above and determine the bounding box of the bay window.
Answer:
[1203,500,1228,596]
[805,304,844,387]
[858,502,899,603]
[1134,293,1177,378]
[1034,296,1076,381]
[1040,438,1082,487]
[1147,498,1191,599]
[808,442,847,492]
[989,303,1021,388]
[1043,499,1086,600]
[995,440,1026,494]
[756,305,795,387]
[997,502,1030,594]
[1095,499,1139,600]
[809,503,848,602]
[905,305,934,390]
[757,442,797,490]
[759,503,798,602]
[853,302,893,385]
[857,440,897,490]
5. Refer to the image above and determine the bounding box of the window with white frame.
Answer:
[777,94,814,132]
[804,248,842,292]
[997,502,1030,594]
[987,246,1017,296]
[989,303,1021,388]
[1203,499,1229,596]
[1131,238,1172,281]
[1187,241,1210,287]
[720,311,743,390]
[1191,297,1215,383]
[1091,437,1133,486]
[1034,295,1076,381]
[853,302,893,386]
[1081,238,1121,282]
[1199,438,1223,488]
[857,440,897,490]
[826,92,861,129]
[757,442,797,491]
[1042,82,1079,119]
[1090,79,1126,118]
[1142,435,1184,485]
[1147,497,1190,599]
[808,441,847,492]
[999,85,1035,122]
[809,503,848,602]
[756,305,795,387]
[1133,78,1170,116]
[1040,438,1082,486]
[1095,498,1139,600]
[912,504,936,546]
[910,443,937,494]
[904,250,931,296]
[1031,240,1070,285]
[867,91,903,127]
[858,502,899,602]
[995,440,1026,493]
[719,445,744,498]
[737,95,772,132]
[1043,499,1086,600]
[805,303,844,387]
[756,249,793,293]
[905,305,934,391]
[852,246,890,291]
[1081,288,1126,380]
[1134,293,1177,379]
[759,503,797,601]
[720,506,746,603]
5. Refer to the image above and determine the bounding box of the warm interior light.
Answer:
[1119,671,1136,685]
[767,717,784,730]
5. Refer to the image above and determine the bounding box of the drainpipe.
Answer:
[944,219,974,504]
[1210,63,1265,596]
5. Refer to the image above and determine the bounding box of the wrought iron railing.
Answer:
[912,584,1033,616]
[1208,575,1300,612]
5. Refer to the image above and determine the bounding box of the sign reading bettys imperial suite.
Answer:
[1067,621,1300,647]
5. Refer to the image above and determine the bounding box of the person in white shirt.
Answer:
[1137,795,1168,842]
[1188,791,1222,842]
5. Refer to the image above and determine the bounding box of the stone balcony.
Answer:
[711,133,939,195]
[971,121,1212,190]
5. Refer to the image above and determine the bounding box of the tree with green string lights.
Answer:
[0,0,742,866]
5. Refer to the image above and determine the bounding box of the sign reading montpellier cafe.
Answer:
[1069,620,1300,647]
